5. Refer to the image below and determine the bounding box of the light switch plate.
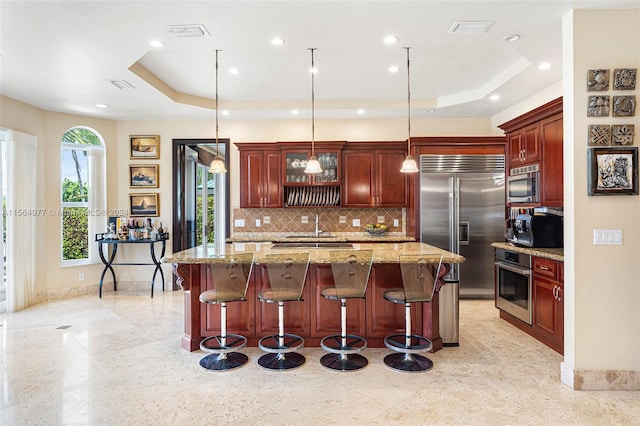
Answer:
[255,219,261,227]
[234,219,245,228]
[394,219,400,227]
[593,229,622,245]
[352,218,361,227]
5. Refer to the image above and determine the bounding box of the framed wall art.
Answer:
[129,164,159,188]
[130,135,160,159]
[588,147,638,196]
[129,193,159,216]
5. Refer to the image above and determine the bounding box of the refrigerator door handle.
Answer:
[459,221,470,245]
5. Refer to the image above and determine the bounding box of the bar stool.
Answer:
[383,254,443,372]
[320,250,373,371]
[198,253,254,372]
[257,253,310,371]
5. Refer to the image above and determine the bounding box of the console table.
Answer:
[96,233,169,298]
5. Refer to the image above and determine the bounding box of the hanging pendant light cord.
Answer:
[310,48,316,157]
[405,47,411,155]
[215,49,220,158]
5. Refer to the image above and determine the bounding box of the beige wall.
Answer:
[561,9,640,389]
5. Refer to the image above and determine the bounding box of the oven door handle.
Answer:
[494,261,532,276]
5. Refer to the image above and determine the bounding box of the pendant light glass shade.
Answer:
[400,47,419,174]
[304,48,323,175]
[209,49,227,174]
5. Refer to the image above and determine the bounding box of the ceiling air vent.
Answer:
[448,20,495,34]
[166,24,210,37]
[107,79,135,89]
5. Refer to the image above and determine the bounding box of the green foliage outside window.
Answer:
[62,207,88,260]
[195,194,215,246]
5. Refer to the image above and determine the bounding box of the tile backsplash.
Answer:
[232,207,405,236]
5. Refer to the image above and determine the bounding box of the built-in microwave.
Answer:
[507,163,540,204]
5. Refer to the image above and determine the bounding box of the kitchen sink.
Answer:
[271,242,353,249]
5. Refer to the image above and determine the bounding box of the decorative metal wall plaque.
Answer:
[612,124,635,146]
[588,125,611,146]
[612,95,636,117]
[587,95,610,117]
[587,69,610,91]
[613,68,637,90]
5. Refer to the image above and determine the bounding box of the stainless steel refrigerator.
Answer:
[420,154,505,299]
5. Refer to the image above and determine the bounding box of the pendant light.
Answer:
[304,48,323,175]
[209,49,227,174]
[400,47,419,173]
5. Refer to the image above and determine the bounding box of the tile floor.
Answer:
[0,291,638,425]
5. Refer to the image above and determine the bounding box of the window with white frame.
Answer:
[60,127,106,264]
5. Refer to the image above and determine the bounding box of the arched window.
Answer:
[60,127,106,264]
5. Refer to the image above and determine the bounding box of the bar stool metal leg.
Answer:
[257,302,305,371]
[199,302,249,372]
[384,303,433,372]
[320,299,368,371]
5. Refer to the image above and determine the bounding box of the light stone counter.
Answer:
[491,242,564,262]
[163,241,465,265]
[227,233,416,243]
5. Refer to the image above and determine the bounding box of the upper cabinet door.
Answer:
[522,123,541,164]
[342,150,375,207]
[376,150,408,207]
[283,148,340,185]
[239,149,282,208]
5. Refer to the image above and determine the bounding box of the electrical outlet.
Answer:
[255,219,261,227]
[234,219,245,228]
[394,219,400,227]
[352,218,360,227]
[79,273,85,282]
[301,216,309,224]
[263,216,271,224]
[377,216,385,224]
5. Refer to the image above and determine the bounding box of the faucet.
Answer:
[315,213,323,237]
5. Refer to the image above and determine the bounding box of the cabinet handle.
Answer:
[538,265,550,271]
[556,286,562,302]
[552,285,557,299]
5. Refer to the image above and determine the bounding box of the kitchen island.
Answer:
[163,242,465,353]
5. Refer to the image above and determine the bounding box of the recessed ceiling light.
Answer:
[229,67,239,75]
[149,40,164,48]
[503,34,521,42]
[388,65,399,73]
[383,35,398,45]
[357,109,365,115]
[95,103,109,109]
[538,62,552,71]
[489,94,500,101]
[291,109,299,115]
[271,37,285,46]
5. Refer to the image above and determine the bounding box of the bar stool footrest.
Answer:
[320,334,367,355]
[384,334,433,354]
[258,333,304,354]
[200,334,247,354]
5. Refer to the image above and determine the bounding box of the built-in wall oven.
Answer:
[495,248,532,324]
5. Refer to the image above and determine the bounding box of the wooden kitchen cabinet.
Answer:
[238,145,282,208]
[283,148,341,185]
[532,256,564,354]
[342,146,408,207]
[500,97,563,208]
[508,123,541,165]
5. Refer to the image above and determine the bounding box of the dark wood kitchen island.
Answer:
[163,242,465,353]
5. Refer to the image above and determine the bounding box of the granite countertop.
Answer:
[163,241,465,265]
[491,242,564,262]
[227,233,416,243]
